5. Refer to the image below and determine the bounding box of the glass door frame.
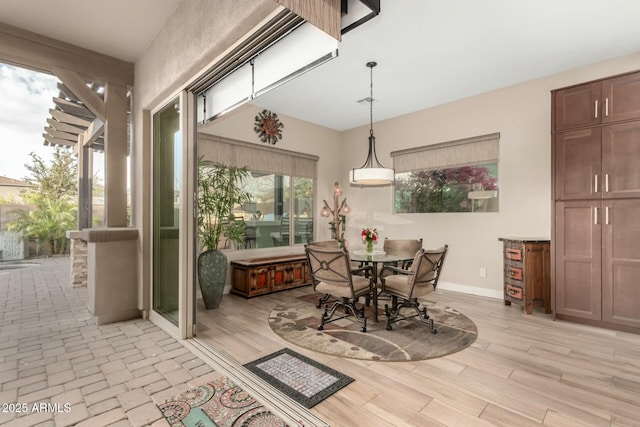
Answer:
[149,90,197,340]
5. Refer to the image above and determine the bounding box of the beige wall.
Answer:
[132,0,281,312]
[201,103,343,244]
[0,186,27,202]
[339,52,640,297]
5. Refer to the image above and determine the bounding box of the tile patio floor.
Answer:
[0,257,220,427]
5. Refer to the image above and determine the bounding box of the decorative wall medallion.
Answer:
[254,109,284,144]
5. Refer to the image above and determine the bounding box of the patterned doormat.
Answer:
[244,348,354,408]
[269,293,478,361]
[157,376,287,426]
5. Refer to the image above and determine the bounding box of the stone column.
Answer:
[66,231,87,287]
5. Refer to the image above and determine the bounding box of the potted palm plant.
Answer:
[197,157,251,309]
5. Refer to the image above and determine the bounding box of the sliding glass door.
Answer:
[151,92,196,337]
[152,97,182,325]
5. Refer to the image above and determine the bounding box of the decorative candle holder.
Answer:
[320,182,350,248]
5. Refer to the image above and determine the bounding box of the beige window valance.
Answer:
[390,132,500,173]
[198,133,318,179]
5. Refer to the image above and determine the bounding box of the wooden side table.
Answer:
[499,237,551,314]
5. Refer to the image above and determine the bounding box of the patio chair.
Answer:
[305,245,374,332]
[379,238,423,279]
[379,245,448,333]
[306,240,371,307]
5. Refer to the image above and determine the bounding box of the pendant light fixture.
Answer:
[349,61,395,186]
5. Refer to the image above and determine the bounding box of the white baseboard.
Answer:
[437,281,503,300]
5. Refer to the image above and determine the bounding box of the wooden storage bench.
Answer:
[230,254,312,298]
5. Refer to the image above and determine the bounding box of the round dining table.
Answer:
[350,251,413,322]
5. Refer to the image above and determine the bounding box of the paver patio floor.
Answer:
[0,257,219,427]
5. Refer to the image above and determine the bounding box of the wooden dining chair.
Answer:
[305,245,373,332]
[379,245,448,333]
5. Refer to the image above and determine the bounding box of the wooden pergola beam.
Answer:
[45,126,78,142]
[50,109,92,128]
[53,67,106,121]
[82,118,104,148]
[53,97,93,118]
[46,118,84,135]
[43,134,75,148]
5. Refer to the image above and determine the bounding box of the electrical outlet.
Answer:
[480,268,487,278]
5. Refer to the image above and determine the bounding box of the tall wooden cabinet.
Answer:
[552,70,640,332]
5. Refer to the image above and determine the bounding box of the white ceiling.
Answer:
[0,0,183,63]
[255,0,640,130]
[1,0,640,131]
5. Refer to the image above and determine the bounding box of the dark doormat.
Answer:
[244,348,354,408]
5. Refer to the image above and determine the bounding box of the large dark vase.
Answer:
[197,249,227,309]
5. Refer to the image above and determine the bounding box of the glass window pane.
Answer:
[152,98,181,325]
[394,162,499,213]
[293,177,313,244]
[231,172,313,249]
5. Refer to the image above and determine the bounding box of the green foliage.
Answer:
[7,198,77,254]
[23,148,77,200]
[0,194,18,204]
[197,157,251,251]
[395,164,498,213]
[7,148,78,254]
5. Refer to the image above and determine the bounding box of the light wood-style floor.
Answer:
[196,286,640,427]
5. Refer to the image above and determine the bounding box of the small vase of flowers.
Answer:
[361,227,378,253]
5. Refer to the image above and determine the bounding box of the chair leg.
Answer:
[317,297,367,332]
[318,300,340,330]
[316,293,331,308]
[384,296,437,333]
[384,295,399,330]
[415,303,437,334]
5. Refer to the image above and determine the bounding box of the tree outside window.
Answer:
[394,162,498,213]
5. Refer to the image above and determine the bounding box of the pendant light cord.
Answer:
[370,63,374,137]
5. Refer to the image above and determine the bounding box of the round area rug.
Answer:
[269,293,478,361]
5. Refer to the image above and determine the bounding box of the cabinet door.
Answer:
[602,199,640,328]
[272,262,308,290]
[554,201,602,320]
[288,261,307,286]
[601,72,640,124]
[272,264,290,289]
[602,122,640,199]
[554,128,602,200]
[554,82,601,131]
[249,267,271,295]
